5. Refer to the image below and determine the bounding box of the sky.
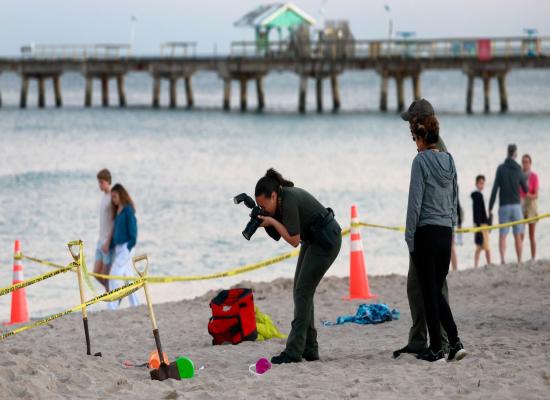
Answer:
[0,0,549,55]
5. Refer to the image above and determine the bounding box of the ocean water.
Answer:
[0,69,549,317]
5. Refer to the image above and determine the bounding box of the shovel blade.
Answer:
[150,362,181,381]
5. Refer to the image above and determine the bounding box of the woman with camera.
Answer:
[255,168,342,364]
[405,114,467,362]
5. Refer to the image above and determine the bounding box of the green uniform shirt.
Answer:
[281,187,327,238]
[265,187,327,241]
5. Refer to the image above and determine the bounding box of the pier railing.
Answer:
[229,36,550,59]
[4,35,550,113]
[20,44,133,59]
[160,42,197,57]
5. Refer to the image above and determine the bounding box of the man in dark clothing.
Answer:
[489,144,529,265]
[471,175,491,267]
[394,99,450,358]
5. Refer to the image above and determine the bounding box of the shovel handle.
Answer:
[67,241,81,262]
[133,254,158,331]
[132,254,149,277]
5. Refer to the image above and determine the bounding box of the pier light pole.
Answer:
[384,4,393,55]
[319,0,328,30]
[130,16,137,54]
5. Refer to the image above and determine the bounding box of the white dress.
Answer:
[107,242,140,310]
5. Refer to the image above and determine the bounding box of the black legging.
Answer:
[411,225,459,352]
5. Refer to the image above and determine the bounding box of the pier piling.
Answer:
[101,76,109,107]
[379,74,388,112]
[298,76,307,114]
[466,74,474,114]
[331,75,340,112]
[37,76,45,108]
[117,75,126,107]
[19,76,29,108]
[412,74,421,100]
[497,74,508,113]
[316,78,323,113]
[396,76,405,112]
[169,77,177,108]
[185,76,194,109]
[84,76,92,107]
[223,79,231,111]
[152,76,160,108]
[483,74,491,114]
[53,75,62,107]
[240,78,247,112]
[256,77,265,112]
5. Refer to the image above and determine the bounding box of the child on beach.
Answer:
[107,183,140,310]
[471,175,491,267]
[94,169,114,290]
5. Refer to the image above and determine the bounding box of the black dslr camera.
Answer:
[233,193,265,240]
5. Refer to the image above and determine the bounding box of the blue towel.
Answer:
[323,304,400,326]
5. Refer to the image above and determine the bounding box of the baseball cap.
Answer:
[400,98,435,121]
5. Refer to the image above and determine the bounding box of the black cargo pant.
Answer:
[407,256,450,352]
[411,225,458,352]
[285,223,342,360]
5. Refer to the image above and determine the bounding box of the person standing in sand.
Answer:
[520,154,539,261]
[450,196,463,271]
[94,169,114,290]
[107,183,140,310]
[471,175,492,268]
[405,112,467,362]
[254,168,342,364]
[488,144,528,265]
[394,99,450,358]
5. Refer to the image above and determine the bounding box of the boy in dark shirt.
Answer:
[471,175,492,267]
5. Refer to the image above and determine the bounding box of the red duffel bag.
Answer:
[208,288,258,345]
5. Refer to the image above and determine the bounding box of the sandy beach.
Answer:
[1,260,549,400]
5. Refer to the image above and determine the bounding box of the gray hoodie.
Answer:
[405,149,458,252]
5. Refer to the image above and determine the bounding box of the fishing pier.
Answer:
[0,36,549,114]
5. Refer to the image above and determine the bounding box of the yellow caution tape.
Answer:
[0,279,144,341]
[90,248,302,283]
[16,212,548,286]
[0,264,76,297]
[92,229,354,283]
[352,213,549,234]
[456,213,550,233]
[358,222,406,233]
[22,242,100,298]
[20,254,67,269]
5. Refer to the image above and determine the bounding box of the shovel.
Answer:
[68,241,102,357]
[132,254,180,381]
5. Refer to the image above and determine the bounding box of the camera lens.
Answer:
[242,216,262,240]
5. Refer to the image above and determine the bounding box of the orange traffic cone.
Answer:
[4,240,29,325]
[344,205,378,300]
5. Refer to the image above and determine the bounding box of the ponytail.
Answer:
[254,168,294,197]
[411,115,439,145]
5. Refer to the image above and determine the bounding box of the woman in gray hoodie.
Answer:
[405,115,467,362]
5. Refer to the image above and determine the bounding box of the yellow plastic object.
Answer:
[255,307,287,341]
